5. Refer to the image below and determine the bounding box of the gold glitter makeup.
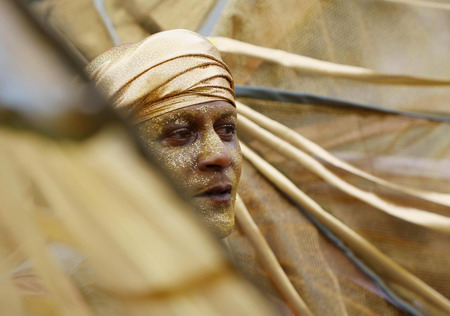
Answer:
[136,101,242,238]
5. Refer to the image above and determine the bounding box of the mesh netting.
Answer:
[25,0,450,314]
[232,161,409,315]
[234,98,450,315]
[210,1,450,314]
[212,0,450,114]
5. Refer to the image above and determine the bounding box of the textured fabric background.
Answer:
[28,1,450,314]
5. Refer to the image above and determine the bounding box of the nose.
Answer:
[197,134,232,172]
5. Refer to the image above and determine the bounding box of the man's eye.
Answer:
[216,125,236,140]
[164,128,195,145]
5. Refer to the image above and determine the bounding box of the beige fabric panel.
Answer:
[137,0,216,31]
[212,0,450,114]
[210,37,450,86]
[31,0,150,60]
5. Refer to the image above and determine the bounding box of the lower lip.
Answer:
[195,193,231,203]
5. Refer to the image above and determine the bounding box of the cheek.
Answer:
[154,146,196,178]
[231,142,243,180]
[146,141,201,193]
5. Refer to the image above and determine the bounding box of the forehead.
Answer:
[152,101,237,124]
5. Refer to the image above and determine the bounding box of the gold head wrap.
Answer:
[87,29,235,124]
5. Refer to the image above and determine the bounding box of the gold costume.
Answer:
[0,4,274,314]
[87,29,235,124]
[28,1,450,314]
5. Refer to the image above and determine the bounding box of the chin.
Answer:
[208,217,235,239]
[195,204,236,239]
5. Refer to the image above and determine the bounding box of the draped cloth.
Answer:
[86,29,235,124]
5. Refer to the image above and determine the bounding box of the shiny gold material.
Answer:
[87,29,235,125]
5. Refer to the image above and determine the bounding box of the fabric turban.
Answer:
[86,29,235,125]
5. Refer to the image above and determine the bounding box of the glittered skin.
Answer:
[136,101,242,238]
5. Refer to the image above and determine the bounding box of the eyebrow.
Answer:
[157,112,195,125]
[152,105,238,130]
[217,110,237,120]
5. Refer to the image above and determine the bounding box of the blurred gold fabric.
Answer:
[28,0,450,315]
[0,2,276,315]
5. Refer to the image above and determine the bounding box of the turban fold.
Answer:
[87,29,235,125]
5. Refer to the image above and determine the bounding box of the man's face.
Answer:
[136,101,242,238]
